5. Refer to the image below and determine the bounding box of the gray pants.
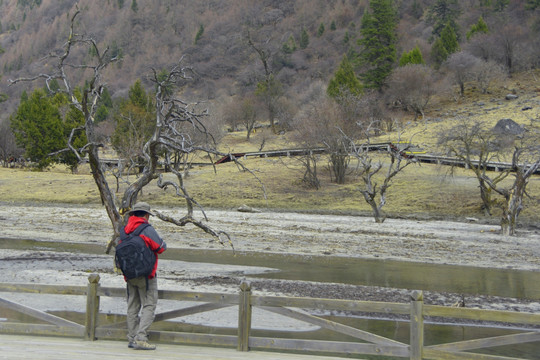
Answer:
[126,276,158,342]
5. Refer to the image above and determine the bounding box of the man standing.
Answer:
[121,202,167,350]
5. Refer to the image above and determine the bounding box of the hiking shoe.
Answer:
[134,340,156,350]
[128,341,136,349]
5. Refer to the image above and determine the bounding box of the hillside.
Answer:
[0,0,539,228]
[0,0,539,120]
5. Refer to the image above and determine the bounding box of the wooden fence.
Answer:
[1,274,540,359]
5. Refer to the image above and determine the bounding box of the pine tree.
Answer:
[430,37,449,68]
[10,89,65,169]
[131,0,138,12]
[399,45,424,66]
[440,22,459,54]
[525,0,540,10]
[299,28,309,49]
[428,0,461,38]
[317,22,325,37]
[358,0,398,90]
[466,16,488,40]
[194,24,204,45]
[327,56,363,99]
[282,35,297,54]
[330,20,337,31]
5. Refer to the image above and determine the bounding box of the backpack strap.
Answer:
[132,223,151,237]
[119,223,151,242]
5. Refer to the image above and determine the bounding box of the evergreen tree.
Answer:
[131,0,138,12]
[440,22,459,54]
[317,22,325,37]
[299,28,309,49]
[399,45,424,66]
[327,56,363,99]
[94,87,113,123]
[343,31,350,44]
[60,89,87,172]
[430,37,449,68]
[493,0,509,11]
[358,0,398,90]
[10,89,64,169]
[194,24,204,44]
[466,17,488,40]
[428,0,461,38]
[282,35,297,54]
[330,20,337,31]
[525,0,540,10]
[111,80,155,160]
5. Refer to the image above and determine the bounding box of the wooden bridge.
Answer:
[213,142,540,174]
[1,274,539,359]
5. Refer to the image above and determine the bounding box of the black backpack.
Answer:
[115,223,156,280]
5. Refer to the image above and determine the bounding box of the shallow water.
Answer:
[1,238,539,299]
[2,238,540,358]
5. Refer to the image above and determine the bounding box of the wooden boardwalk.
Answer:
[0,334,352,360]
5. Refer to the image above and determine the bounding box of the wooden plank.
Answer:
[238,282,252,351]
[99,302,231,329]
[0,297,84,329]
[259,306,406,347]
[0,283,87,296]
[95,327,238,347]
[97,286,125,298]
[85,274,100,341]
[159,290,240,304]
[410,291,424,360]
[427,331,540,352]
[252,295,410,315]
[424,305,540,326]
[0,322,85,337]
[423,348,521,360]
[249,337,410,357]
[98,287,240,304]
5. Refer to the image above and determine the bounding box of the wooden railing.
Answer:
[1,274,540,359]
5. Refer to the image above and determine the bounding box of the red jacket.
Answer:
[123,216,167,279]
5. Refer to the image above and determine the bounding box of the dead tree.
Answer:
[438,118,510,216]
[349,123,416,223]
[10,10,242,253]
[483,146,540,236]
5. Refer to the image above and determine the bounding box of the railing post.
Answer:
[237,281,252,351]
[85,273,101,341]
[410,290,424,360]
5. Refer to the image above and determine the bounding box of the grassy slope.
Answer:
[1,71,539,225]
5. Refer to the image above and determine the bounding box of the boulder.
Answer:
[505,94,519,100]
[493,118,524,135]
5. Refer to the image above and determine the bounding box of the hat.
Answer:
[127,202,155,216]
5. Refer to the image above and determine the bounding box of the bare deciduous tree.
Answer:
[472,59,507,94]
[222,95,259,140]
[484,143,540,236]
[10,10,245,253]
[443,51,481,97]
[385,64,439,120]
[348,121,416,223]
[438,118,510,216]
[439,117,540,235]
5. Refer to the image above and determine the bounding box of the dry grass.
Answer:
[2,71,539,224]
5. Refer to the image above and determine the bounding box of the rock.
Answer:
[505,94,519,100]
[522,106,533,111]
[493,118,524,135]
[466,217,479,222]
[237,204,261,213]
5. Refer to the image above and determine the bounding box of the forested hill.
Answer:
[0,0,539,122]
